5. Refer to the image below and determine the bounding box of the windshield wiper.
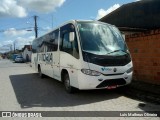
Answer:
[107,49,127,54]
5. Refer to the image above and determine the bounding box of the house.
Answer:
[99,0,160,85]
[22,45,32,62]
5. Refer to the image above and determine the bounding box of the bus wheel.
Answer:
[64,73,75,93]
[38,66,44,78]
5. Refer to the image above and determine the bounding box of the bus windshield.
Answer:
[78,22,127,55]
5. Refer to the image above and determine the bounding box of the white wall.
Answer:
[22,48,32,61]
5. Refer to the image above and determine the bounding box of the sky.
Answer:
[0,0,140,53]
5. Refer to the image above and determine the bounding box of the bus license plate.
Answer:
[106,85,117,89]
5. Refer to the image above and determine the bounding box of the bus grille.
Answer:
[96,78,126,88]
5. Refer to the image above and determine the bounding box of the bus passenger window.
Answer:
[62,33,73,55]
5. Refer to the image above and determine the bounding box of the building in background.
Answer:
[22,45,32,62]
[99,0,160,85]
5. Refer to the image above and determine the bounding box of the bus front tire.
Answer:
[64,73,76,93]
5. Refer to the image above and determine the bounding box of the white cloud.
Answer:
[0,36,34,52]
[0,40,13,52]
[14,36,34,49]
[1,40,13,46]
[4,28,30,37]
[0,0,27,18]
[96,4,120,20]
[0,0,65,18]
[19,0,66,13]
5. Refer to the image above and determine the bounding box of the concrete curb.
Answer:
[118,80,160,104]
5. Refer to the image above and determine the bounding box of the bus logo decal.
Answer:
[101,67,112,71]
[113,68,117,72]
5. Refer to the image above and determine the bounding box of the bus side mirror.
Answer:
[69,32,75,42]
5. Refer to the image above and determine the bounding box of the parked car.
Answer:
[12,54,19,61]
[15,56,24,63]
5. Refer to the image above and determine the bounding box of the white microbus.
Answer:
[31,20,133,93]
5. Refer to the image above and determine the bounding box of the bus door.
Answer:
[45,52,54,78]
[53,52,60,80]
[51,29,61,80]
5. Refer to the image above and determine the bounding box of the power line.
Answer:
[0,27,34,33]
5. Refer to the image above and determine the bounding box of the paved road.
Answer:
[0,59,159,120]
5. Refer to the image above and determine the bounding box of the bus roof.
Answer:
[32,20,113,41]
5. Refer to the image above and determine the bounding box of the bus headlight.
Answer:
[126,67,133,73]
[81,69,101,76]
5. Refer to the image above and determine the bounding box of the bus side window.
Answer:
[43,54,45,61]
[60,23,79,59]
[51,29,59,51]
[73,37,79,59]
[62,33,73,55]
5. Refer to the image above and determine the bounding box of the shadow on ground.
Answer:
[10,73,120,108]
[137,103,160,116]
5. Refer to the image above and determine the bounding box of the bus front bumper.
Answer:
[77,71,133,90]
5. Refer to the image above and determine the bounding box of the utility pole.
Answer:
[10,45,12,53]
[14,42,15,53]
[52,15,53,29]
[34,15,38,38]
